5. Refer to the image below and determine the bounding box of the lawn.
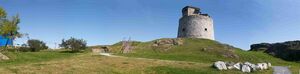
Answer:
[0,51,218,74]
[0,51,77,67]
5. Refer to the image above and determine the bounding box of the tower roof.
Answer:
[182,6,201,14]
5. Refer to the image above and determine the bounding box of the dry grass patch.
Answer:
[0,54,209,74]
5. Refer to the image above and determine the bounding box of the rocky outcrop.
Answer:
[152,38,183,46]
[152,38,183,51]
[250,41,300,61]
[250,43,271,51]
[91,46,110,55]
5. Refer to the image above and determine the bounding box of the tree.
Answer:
[60,37,87,52]
[27,39,48,52]
[0,7,22,47]
[0,7,6,19]
[0,15,21,47]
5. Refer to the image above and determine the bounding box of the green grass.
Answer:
[112,38,300,74]
[0,38,298,74]
[147,65,274,74]
[0,51,215,74]
[117,38,242,63]
[0,51,77,67]
[147,66,219,74]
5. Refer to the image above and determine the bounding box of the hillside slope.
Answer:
[110,38,300,74]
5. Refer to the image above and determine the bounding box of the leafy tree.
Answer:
[27,39,48,52]
[60,39,67,48]
[60,37,87,52]
[0,7,6,19]
[0,7,22,47]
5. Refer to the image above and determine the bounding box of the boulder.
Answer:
[267,62,272,67]
[214,61,227,70]
[227,66,235,70]
[262,63,268,70]
[233,63,241,70]
[257,63,264,70]
[226,62,235,70]
[241,64,251,73]
[244,62,257,71]
[213,61,272,72]
[0,53,9,60]
[257,63,268,70]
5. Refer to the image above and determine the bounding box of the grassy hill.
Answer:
[0,38,298,74]
[110,38,300,74]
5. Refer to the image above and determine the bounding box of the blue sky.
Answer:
[1,0,300,50]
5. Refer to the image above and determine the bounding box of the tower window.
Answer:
[182,28,186,32]
[204,28,207,31]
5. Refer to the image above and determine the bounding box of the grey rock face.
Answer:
[178,6,214,40]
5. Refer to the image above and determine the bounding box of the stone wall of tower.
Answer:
[177,7,214,40]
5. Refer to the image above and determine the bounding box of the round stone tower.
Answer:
[177,6,214,40]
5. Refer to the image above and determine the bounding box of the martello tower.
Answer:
[177,6,214,40]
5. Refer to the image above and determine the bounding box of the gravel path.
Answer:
[273,66,291,74]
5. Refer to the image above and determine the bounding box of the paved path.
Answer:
[273,66,291,74]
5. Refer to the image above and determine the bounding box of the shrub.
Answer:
[27,39,48,52]
[60,37,87,52]
[18,44,30,52]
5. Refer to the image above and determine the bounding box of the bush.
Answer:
[27,39,48,52]
[18,44,30,52]
[18,47,30,52]
[60,37,87,52]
